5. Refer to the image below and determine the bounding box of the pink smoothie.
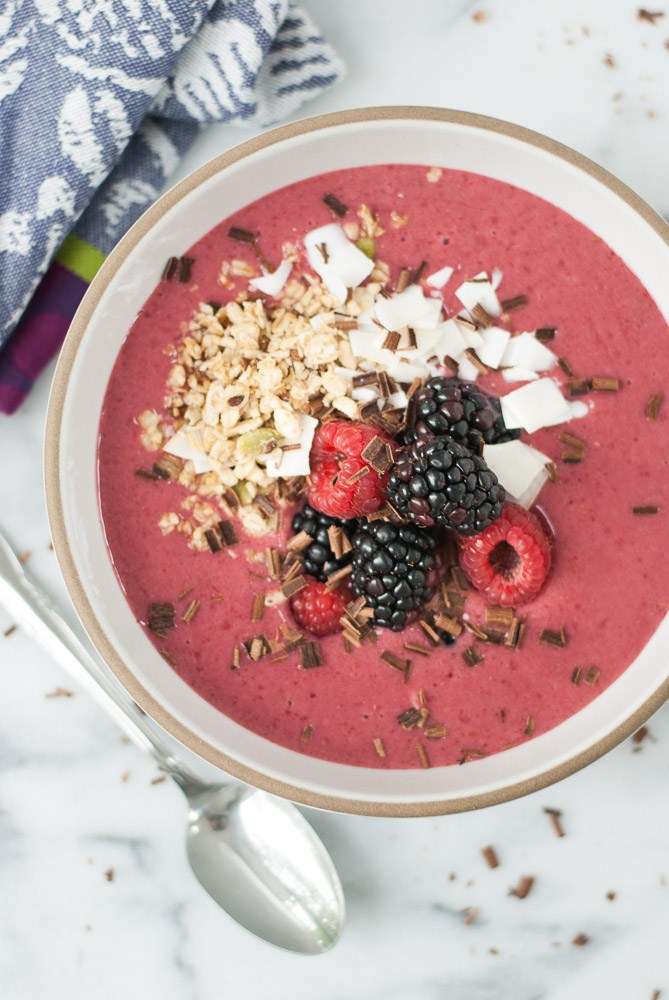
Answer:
[98,164,669,769]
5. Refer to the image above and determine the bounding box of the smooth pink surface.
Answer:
[98,165,669,769]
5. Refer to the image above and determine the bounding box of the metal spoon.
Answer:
[0,529,344,953]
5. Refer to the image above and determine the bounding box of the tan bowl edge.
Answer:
[45,105,669,817]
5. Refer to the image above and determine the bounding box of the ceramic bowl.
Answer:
[45,107,669,816]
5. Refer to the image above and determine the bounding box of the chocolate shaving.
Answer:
[205,519,238,551]
[509,875,534,899]
[425,723,447,740]
[323,193,348,217]
[523,716,536,736]
[397,708,421,729]
[325,564,353,591]
[471,303,495,328]
[246,635,271,662]
[632,505,659,514]
[566,378,591,397]
[382,330,401,351]
[545,461,559,484]
[231,646,241,670]
[443,355,460,374]
[300,641,323,669]
[352,371,379,389]
[559,431,586,451]
[571,667,583,686]
[558,357,575,378]
[501,294,528,312]
[316,241,329,264]
[382,650,412,675]
[148,602,175,635]
[178,257,194,283]
[287,531,313,554]
[162,256,179,281]
[463,347,490,374]
[333,318,358,331]
[463,620,487,641]
[301,724,314,743]
[281,575,308,599]
[361,435,395,474]
[373,737,386,758]
[561,449,583,464]
[419,619,441,646]
[645,392,663,419]
[535,327,556,343]
[583,666,600,685]
[416,744,431,769]
[412,259,428,284]
[254,494,276,517]
[482,846,500,869]
[406,377,424,399]
[182,600,200,623]
[591,376,620,392]
[395,267,411,293]
[251,594,265,622]
[540,627,568,648]
[544,807,565,837]
[434,613,463,638]
[485,606,515,628]
[404,641,431,657]
[462,644,484,667]
[152,456,182,480]
[345,466,370,485]
[227,226,256,244]
[135,468,159,481]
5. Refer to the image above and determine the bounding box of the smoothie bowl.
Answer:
[45,108,669,816]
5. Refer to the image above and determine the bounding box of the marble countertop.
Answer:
[2,1,669,997]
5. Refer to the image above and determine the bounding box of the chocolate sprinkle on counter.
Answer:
[281,575,308,599]
[416,744,431,769]
[632,725,650,744]
[544,807,566,837]
[482,846,500,869]
[645,392,664,419]
[591,376,620,392]
[501,294,528,312]
[632,504,659,515]
[323,193,348,217]
[300,641,323,669]
[638,8,665,23]
[148,602,175,635]
[301,723,314,743]
[572,933,589,948]
[373,737,387,758]
[509,875,535,899]
[539,628,568,648]
[462,644,484,667]
[566,378,591,397]
[182,599,200,623]
[3,625,17,638]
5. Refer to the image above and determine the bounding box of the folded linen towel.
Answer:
[0,0,344,414]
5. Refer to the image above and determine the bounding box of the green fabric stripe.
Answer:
[55,235,106,283]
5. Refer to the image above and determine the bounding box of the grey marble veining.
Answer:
[2,1,669,996]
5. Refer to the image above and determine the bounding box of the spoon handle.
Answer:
[0,528,188,777]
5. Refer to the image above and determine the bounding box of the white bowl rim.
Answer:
[45,105,669,817]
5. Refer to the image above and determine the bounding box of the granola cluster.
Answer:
[139,267,389,546]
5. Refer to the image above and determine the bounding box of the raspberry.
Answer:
[458,503,552,606]
[308,421,393,519]
[289,578,351,636]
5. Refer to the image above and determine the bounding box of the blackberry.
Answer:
[291,504,356,583]
[350,521,435,631]
[388,435,505,534]
[404,377,519,452]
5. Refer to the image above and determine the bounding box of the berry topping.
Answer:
[291,504,356,583]
[458,502,552,606]
[388,435,505,533]
[403,377,520,451]
[308,421,394,519]
[289,578,351,636]
[350,520,435,631]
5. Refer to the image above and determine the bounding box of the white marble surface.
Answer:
[2,1,669,996]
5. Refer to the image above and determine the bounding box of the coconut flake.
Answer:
[455,272,502,316]
[431,319,469,362]
[501,379,574,433]
[483,440,550,509]
[500,332,557,372]
[454,353,480,382]
[375,284,442,332]
[426,264,454,289]
[491,267,504,290]
[502,367,540,383]
[163,429,212,474]
[248,258,292,296]
[348,325,394,368]
[265,414,318,478]
[304,223,374,303]
[476,327,510,370]
[386,355,430,384]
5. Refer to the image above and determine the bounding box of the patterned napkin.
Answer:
[0,1,344,414]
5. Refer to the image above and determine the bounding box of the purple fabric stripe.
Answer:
[0,264,87,415]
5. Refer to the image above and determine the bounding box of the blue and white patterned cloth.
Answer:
[0,0,344,412]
